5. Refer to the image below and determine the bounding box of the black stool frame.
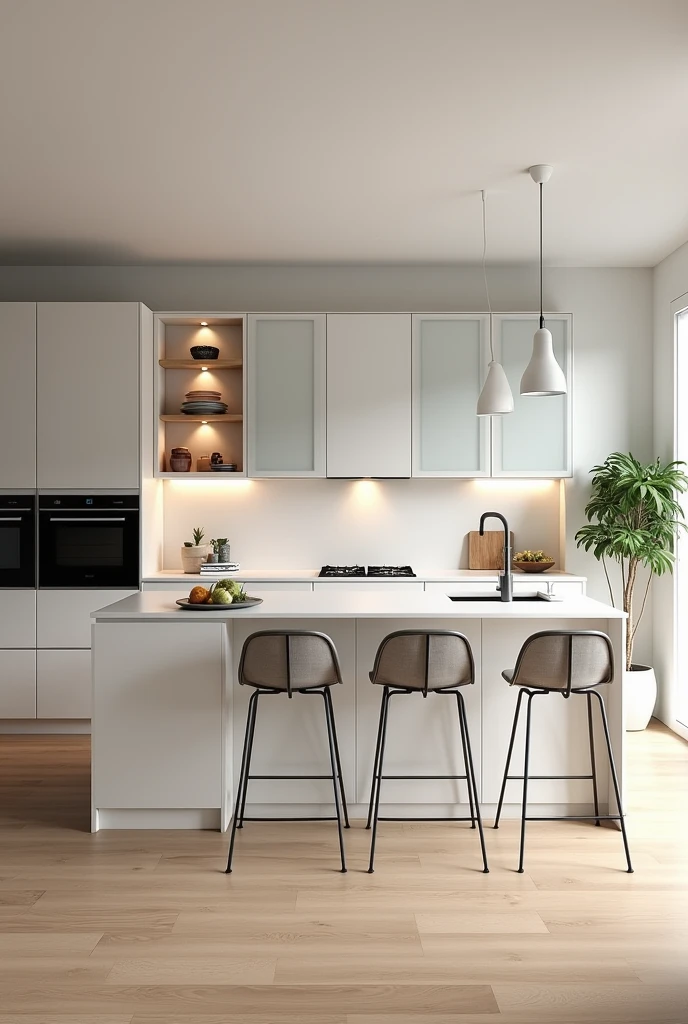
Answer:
[493,630,633,874]
[366,631,489,875]
[226,631,349,874]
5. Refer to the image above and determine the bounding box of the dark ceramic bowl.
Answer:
[190,345,220,360]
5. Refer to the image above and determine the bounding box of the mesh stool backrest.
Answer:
[512,631,614,693]
[371,630,474,692]
[239,630,342,693]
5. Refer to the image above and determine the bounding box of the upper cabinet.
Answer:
[37,303,142,489]
[412,314,490,477]
[0,303,37,488]
[247,315,326,477]
[491,314,572,478]
[327,314,412,478]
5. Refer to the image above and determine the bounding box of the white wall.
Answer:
[653,240,688,730]
[0,263,653,652]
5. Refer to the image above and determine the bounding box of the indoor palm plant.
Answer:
[575,452,688,729]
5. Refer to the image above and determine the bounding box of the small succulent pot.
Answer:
[207,553,218,563]
[219,543,231,562]
[190,345,219,360]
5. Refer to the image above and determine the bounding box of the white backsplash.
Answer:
[161,477,561,570]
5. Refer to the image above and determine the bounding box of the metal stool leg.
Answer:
[237,691,260,829]
[587,692,601,826]
[591,690,634,873]
[494,687,527,829]
[367,686,392,873]
[226,690,259,873]
[324,686,349,829]
[455,692,476,829]
[517,691,537,874]
[457,691,489,873]
[321,690,347,872]
[366,686,390,829]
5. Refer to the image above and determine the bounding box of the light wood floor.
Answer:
[0,721,687,1023]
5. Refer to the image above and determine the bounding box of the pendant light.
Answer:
[520,164,567,396]
[476,190,514,416]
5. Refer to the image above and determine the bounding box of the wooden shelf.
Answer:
[160,413,243,423]
[158,359,243,370]
[157,471,246,479]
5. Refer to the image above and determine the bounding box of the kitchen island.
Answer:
[91,590,625,831]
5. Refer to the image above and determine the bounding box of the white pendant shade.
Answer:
[477,360,514,415]
[520,327,567,396]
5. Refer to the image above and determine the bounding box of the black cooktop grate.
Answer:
[318,565,416,578]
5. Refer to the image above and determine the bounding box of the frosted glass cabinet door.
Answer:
[412,314,490,476]
[247,315,326,476]
[492,314,572,477]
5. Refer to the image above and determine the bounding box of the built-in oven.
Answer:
[0,494,37,588]
[39,495,140,589]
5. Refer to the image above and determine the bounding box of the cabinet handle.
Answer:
[0,516,23,521]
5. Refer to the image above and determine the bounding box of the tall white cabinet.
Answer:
[327,314,412,478]
[247,314,326,477]
[0,303,37,488]
[37,302,142,489]
[412,314,490,477]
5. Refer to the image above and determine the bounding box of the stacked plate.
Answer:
[181,390,228,415]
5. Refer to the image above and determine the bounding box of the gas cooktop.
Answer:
[318,565,416,578]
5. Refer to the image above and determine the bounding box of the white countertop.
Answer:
[144,568,586,583]
[93,590,621,622]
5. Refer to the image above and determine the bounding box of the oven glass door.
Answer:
[39,513,139,588]
[0,510,36,588]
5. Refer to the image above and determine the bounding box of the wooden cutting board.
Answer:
[468,530,515,570]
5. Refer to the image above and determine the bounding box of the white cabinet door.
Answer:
[37,302,141,489]
[37,649,91,719]
[37,590,138,649]
[0,650,36,718]
[327,314,411,478]
[247,315,326,477]
[356,618,482,805]
[0,591,36,649]
[142,581,314,592]
[412,314,490,476]
[492,314,572,477]
[0,303,36,488]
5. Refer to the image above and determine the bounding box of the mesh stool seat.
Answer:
[366,630,489,874]
[225,630,349,873]
[493,630,633,874]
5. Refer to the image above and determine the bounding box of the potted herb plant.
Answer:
[181,527,212,574]
[210,538,230,563]
[575,452,688,730]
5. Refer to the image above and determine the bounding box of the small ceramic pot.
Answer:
[181,544,212,573]
[169,447,192,472]
[219,543,231,562]
[190,345,219,360]
[207,553,218,563]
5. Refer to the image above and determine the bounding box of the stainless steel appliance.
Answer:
[318,565,416,578]
[0,494,36,588]
[39,494,140,589]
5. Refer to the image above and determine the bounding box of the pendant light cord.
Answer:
[481,190,494,360]
[539,182,544,329]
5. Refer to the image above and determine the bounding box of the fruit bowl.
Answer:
[190,345,219,360]
[512,560,555,573]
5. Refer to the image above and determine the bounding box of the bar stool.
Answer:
[493,630,633,874]
[225,630,349,874]
[366,630,488,874]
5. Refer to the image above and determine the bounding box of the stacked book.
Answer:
[200,562,240,576]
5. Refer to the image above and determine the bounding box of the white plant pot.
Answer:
[624,664,657,731]
[181,544,212,574]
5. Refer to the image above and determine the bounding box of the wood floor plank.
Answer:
[104,957,277,985]
[415,910,548,934]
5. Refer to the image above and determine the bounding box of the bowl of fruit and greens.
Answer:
[186,579,250,605]
[512,550,555,573]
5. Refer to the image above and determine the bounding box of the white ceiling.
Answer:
[2,0,688,267]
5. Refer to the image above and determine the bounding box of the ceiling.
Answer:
[1,0,688,267]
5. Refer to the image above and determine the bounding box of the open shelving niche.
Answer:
[153,313,247,478]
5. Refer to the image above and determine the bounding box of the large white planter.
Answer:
[624,664,657,731]
[180,544,212,574]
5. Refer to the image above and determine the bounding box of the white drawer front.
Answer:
[37,649,91,719]
[0,650,36,718]
[38,590,138,648]
[0,591,36,649]
[143,581,314,592]
[314,581,425,592]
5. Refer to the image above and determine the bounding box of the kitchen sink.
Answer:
[448,593,544,602]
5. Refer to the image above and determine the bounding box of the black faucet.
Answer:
[479,512,513,602]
